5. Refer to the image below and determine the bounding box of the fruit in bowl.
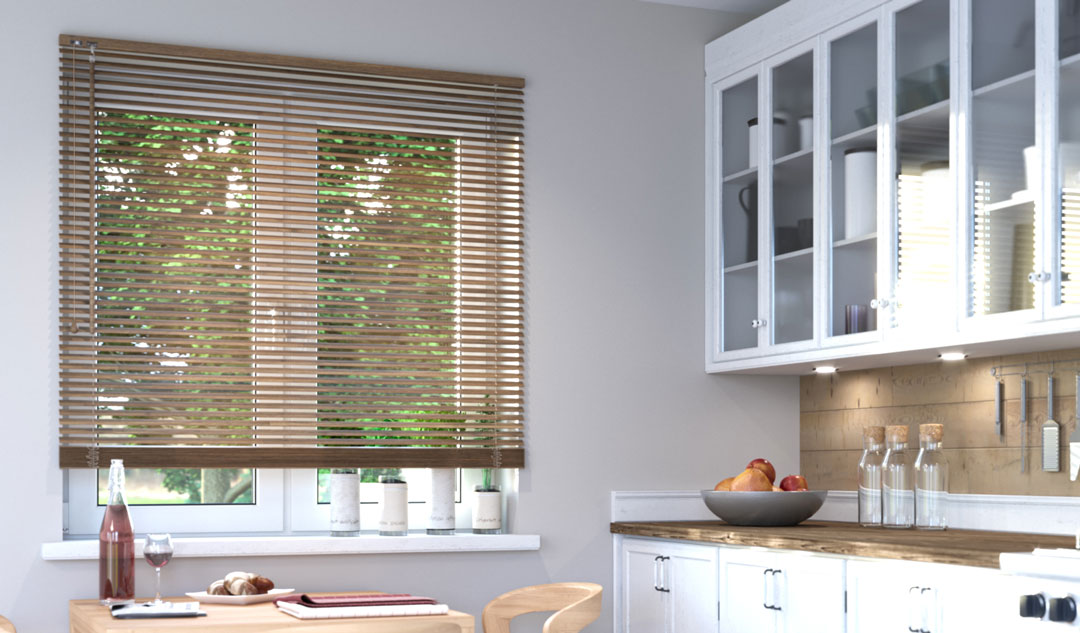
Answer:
[747,458,776,484]
[780,474,809,491]
[730,467,773,491]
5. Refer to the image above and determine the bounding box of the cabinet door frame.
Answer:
[817,7,890,351]
[761,39,823,355]
[707,63,767,365]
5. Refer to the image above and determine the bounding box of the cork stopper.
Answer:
[885,425,908,443]
[919,423,944,443]
[863,426,885,443]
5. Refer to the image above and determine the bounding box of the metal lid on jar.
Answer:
[919,423,944,442]
[885,425,908,443]
[863,425,885,443]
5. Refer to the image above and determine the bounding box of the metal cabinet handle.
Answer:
[762,568,775,610]
[919,587,933,633]
[750,319,768,329]
[908,586,921,632]
[870,297,891,309]
[657,556,670,592]
[770,569,783,611]
[654,555,662,591]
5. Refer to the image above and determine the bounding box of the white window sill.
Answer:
[41,533,540,561]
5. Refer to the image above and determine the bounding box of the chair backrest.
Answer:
[0,615,15,633]
[482,582,602,633]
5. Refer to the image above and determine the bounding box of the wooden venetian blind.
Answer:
[58,35,524,469]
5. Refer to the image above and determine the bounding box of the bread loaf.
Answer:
[207,579,229,595]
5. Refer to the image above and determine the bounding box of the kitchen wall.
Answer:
[0,1,802,631]
[802,348,1080,496]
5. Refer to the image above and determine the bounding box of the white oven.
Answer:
[1001,549,1080,629]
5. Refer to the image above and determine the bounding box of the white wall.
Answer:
[0,1,799,630]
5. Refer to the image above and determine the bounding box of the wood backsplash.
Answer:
[800,348,1080,495]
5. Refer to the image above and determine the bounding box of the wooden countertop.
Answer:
[610,520,1075,568]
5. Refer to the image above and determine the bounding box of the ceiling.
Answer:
[640,0,788,15]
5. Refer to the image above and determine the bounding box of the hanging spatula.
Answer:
[1043,374,1061,473]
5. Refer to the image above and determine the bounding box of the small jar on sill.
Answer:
[378,474,408,536]
[472,484,502,534]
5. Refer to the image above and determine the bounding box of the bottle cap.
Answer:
[885,425,908,443]
[919,423,944,442]
[863,426,885,443]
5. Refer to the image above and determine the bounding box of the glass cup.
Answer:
[143,533,174,605]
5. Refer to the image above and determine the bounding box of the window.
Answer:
[59,35,524,534]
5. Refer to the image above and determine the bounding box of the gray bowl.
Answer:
[699,490,827,527]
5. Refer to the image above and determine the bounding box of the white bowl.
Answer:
[699,490,827,527]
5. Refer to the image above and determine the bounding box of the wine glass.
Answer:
[143,533,174,605]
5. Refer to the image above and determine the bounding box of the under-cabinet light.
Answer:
[939,352,967,361]
[813,366,837,374]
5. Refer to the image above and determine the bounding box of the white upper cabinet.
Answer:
[706,0,1080,373]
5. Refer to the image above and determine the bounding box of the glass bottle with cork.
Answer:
[857,425,886,526]
[99,459,135,604]
[881,425,914,528]
[914,423,948,530]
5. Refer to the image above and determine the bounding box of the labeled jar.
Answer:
[857,426,886,527]
[472,484,503,534]
[428,468,456,535]
[378,474,408,536]
[329,468,360,537]
[915,423,948,530]
[882,425,914,528]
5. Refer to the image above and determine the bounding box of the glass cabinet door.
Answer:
[969,0,1038,318]
[720,76,760,352]
[827,19,879,340]
[891,0,954,330]
[769,50,815,346]
[1059,0,1080,306]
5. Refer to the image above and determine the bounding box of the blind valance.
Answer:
[58,35,524,469]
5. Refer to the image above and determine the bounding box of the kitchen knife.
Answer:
[1072,374,1080,482]
[995,380,1004,438]
[1020,377,1028,473]
[1044,374,1061,473]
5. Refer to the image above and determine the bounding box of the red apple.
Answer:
[746,458,776,484]
[779,474,809,491]
[731,468,773,492]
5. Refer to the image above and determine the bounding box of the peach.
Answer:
[731,468,772,492]
[714,477,735,491]
[747,458,776,484]
[779,474,809,491]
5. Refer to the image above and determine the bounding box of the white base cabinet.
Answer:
[846,559,1009,633]
[617,537,719,633]
[616,536,1016,633]
[720,548,846,633]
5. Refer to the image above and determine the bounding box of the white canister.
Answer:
[843,148,877,239]
[472,487,502,534]
[378,477,408,536]
[329,469,360,536]
[747,117,787,169]
[428,468,456,535]
[798,115,813,151]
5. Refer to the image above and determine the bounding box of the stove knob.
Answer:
[1020,594,1046,619]
[1049,597,1077,623]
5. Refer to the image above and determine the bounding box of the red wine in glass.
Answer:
[144,534,174,605]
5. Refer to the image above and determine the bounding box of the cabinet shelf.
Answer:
[775,245,813,264]
[973,68,1035,101]
[832,124,877,153]
[834,232,877,248]
[775,146,814,167]
[723,260,758,274]
[722,165,758,186]
[896,98,949,128]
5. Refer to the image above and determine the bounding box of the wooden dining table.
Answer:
[69,593,475,633]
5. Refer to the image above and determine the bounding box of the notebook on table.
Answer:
[275,593,449,620]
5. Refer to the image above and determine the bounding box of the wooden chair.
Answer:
[481,582,602,633]
[0,615,15,633]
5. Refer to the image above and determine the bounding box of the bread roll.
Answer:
[226,577,257,595]
[207,579,229,595]
[250,575,275,594]
[224,571,256,585]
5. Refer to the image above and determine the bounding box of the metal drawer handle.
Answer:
[762,568,775,610]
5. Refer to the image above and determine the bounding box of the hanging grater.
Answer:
[1043,374,1061,472]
